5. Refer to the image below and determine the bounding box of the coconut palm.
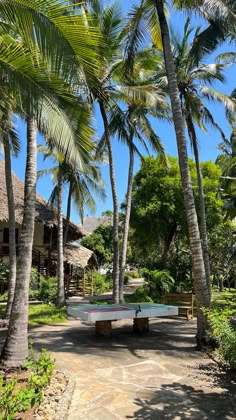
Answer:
[0,2,98,367]
[125,0,211,346]
[155,18,235,291]
[217,90,236,217]
[70,0,126,303]
[38,145,106,305]
[175,0,236,52]
[106,101,169,302]
[0,100,19,319]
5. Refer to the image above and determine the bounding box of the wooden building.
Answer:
[0,159,96,295]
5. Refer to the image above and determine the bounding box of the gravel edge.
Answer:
[54,369,76,420]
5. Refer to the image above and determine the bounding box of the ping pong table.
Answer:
[67,303,178,336]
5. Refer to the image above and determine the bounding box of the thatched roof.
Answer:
[0,159,85,238]
[79,214,112,235]
[64,243,97,268]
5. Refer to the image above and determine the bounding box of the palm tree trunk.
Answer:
[154,0,210,347]
[186,112,211,297]
[161,224,177,269]
[57,164,65,306]
[99,101,119,303]
[3,137,16,320]
[63,181,72,247]
[1,117,37,367]
[119,142,134,303]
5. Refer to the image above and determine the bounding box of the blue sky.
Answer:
[7,4,236,223]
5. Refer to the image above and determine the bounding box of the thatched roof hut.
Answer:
[79,214,112,235]
[0,159,85,240]
[60,243,97,268]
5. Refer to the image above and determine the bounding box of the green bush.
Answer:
[0,259,9,294]
[142,269,174,301]
[125,286,153,303]
[127,270,140,279]
[29,269,40,301]
[0,347,55,419]
[204,307,236,370]
[93,272,112,295]
[38,276,57,303]
[124,270,140,285]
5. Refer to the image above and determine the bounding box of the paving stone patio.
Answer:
[26,317,236,419]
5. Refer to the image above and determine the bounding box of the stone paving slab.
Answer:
[28,317,236,419]
[2,316,235,419]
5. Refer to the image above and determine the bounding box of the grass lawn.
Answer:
[28,304,67,327]
[211,289,236,310]
[0,304,68,326]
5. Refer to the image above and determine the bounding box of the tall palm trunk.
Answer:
[1,117,37,366]
[57,164,65,306]
[63,181,72,247]
[119,141,134,303]
[153,0,210,347]
[3,134,16,319]
[186,112,211,296]
[99,101,119,303]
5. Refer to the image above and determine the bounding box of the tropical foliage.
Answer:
[0,0,235,368]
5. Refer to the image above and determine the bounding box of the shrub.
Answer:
[29,269,40,301]
[0,347,55,419]
[38,276,57,303]
[204,307,236,370]
[0,259,9,294]
[125,286,153,303]
[127,270,140,279]
[93,272,112,295]
[142,269,174,301]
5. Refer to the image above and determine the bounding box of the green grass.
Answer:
[211,289,236,310]
[1,304,67,326]
[28,304,67,327]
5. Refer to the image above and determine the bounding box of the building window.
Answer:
[3,228,19,243]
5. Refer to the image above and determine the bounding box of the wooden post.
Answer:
[133,317,149,333]
[82,267,86,297]
[91,267,94,296]
[95,320,112,337]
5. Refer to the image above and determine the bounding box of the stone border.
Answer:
[54,369,76,420]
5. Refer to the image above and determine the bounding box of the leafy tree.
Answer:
[209,220,236,290]
[130,156,223,271]
[81,225,114,267]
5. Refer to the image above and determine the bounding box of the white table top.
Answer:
[67,303,178,322]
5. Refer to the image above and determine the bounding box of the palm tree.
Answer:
[38,145,105,305]
[0,101,19,319]
[0,2,98,367]
[74,0,125,303]
[125,0,211,346]
[175,0,236,51]
[155,18,235,292]
[103,96,169,301]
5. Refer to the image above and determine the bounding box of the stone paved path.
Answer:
[28,317,236,420]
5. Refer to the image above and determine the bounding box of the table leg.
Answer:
[133,317,149,333]
[95,320,112,337]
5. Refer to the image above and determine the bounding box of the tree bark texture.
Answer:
[161,224,177,269]
[63,180,72,247]
[186,112,211,296]
[3,136,16,319]
[119,143,134,303]
[57,164,65,306]
[1,117,37,366]
[99,101,119,303]
[153,0,210,347]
